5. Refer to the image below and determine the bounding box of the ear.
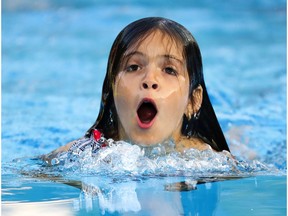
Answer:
[185,85,203,119]
[192,85,203,113]
[185,100,193,120]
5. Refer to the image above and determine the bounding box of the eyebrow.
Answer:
[124,51,184,64]
[163,54,184,65]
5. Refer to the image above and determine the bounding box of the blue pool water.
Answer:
[2,0,286,215]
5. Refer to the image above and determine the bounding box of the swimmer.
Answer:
[43,17,230,164]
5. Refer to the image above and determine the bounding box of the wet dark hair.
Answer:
[86,17,230,152]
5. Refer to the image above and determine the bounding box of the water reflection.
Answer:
[2,175,220,215]
[3,175,286,215]
[74,176,220,215]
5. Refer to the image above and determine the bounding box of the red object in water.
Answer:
[93,129,102,141]
[101,143,108,148]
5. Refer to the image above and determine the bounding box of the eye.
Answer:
[164,67,178,76]
[126,64,141,72]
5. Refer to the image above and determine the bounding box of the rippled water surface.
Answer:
[2,0,286,215]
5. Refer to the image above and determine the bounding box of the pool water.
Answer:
[2,0,286,215]
[2,174,286,216]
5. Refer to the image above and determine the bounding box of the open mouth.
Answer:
[137,99,157,128]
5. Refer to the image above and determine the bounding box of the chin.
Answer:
[129,133,169,146]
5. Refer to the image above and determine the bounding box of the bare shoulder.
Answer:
[40,140,75,165]
[175,137,211,152]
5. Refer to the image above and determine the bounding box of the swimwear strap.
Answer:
[68,129,109,156]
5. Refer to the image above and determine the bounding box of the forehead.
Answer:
[125,30,184,58]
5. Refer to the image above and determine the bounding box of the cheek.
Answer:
[113,74,136,117]
[178,74,190,96]
[172,80,189,118]
[177,77,190,110]
[160,80,189,121]
[169,76,189,107]
[114,72,137,97]
[114,75,126,115]
[167,93,188,119]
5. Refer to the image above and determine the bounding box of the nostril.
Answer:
[152,84,158,89]
[143,83,148,89]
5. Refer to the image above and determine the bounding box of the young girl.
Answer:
[43,17,230,164]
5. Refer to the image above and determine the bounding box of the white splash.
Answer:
[52,140,274,177]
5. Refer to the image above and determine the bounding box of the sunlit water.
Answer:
[2,0,286,215]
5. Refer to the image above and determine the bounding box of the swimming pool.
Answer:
[2,0,286,215]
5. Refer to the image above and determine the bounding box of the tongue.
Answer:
[137,103,157,123]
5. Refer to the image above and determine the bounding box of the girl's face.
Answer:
[113,30,191,145]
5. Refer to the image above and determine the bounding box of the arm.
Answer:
[40,140,75,165]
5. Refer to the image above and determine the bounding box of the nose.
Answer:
[142,82,158,89]
[141,67,159,90]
